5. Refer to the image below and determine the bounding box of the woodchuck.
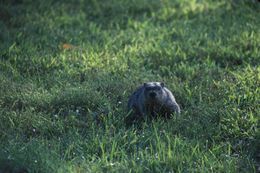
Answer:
[126,82,180,126]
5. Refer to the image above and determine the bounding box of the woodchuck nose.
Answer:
[126,82,180,126]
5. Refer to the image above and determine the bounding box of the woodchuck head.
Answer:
[143,82,165,104]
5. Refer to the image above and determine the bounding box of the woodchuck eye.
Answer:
[149,92,156,98]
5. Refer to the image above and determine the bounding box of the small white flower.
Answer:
[109,162,115,166]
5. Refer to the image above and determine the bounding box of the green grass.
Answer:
[0,0,259,172]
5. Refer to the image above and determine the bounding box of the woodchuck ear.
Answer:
[160,82,165,88]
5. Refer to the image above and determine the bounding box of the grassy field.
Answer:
[0,0,259,172]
